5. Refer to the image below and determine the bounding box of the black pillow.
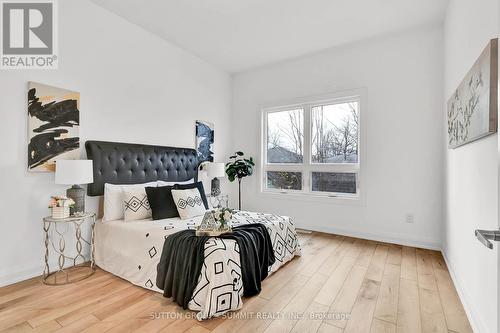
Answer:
[145,186,179,220]
[173,181,209,209]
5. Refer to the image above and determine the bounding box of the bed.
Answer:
[86,140,301,320]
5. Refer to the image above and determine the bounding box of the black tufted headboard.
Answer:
[85,140,199,196]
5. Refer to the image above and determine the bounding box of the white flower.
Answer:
[223,210,232,220]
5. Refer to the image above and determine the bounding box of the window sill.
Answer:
[259,190,366,206]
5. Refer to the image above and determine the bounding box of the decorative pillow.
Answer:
[103,182,157,222]
[173,181,209,209]
[171,188,207,219]
[145,185,179,220]
[123,188,152,221]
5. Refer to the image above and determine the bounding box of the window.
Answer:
[262,93,361,198]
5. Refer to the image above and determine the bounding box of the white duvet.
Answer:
[95,211,301,320]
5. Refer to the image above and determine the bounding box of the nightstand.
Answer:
[208,193,229,209]
[42,212,96,285]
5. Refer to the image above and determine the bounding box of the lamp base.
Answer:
[67,185,85,215]
[211,177,221,196]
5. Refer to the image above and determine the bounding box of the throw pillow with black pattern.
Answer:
[123,188,152,221]
[171,188,206,219]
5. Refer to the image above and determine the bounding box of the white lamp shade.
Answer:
[55,160,94,185]
[206,162,226,178]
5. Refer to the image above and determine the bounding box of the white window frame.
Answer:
[260,89,366,203]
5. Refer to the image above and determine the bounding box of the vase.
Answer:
[52,206,70,219]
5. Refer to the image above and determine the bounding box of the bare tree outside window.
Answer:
[267,109,304,163]
[312,102,359,164]
[263,96,361,196]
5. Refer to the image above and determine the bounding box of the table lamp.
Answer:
[55,160,94,215]
[206,162,225,196]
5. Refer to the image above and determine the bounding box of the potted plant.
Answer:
[213,207,233,231]
[225,151,254,210]
[48,196,75,219]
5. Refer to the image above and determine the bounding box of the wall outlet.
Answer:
[405,213,414,224]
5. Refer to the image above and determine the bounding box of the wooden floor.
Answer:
[0,232,473,333]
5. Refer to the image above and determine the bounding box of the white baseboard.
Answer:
[0,256,91,287]
[299,224,441,250]
[441,251,485,333]
[0,262,43,287]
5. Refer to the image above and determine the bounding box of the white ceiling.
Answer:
[91,0,448,73]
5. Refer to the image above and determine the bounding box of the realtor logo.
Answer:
[1,0,58,69]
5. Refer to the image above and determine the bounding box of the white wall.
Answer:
[0,0,232,286]
[443,1,499,332]
[231,25,444,249]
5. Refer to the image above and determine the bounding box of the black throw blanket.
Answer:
[156,223,275,309]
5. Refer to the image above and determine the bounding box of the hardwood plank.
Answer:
[258,234,325,302]
[31,320,63,333]
[211,297,268,333]
[298,236,344,278]
[1,320,62,333]
[419,287,447,333]
[317,322,343,333]
[365,245,389,282]
[344,278,381,333]
[396,278,421,333]
[430,253,447,271]
[355,241,377,268]
[433,269,473,333]
[325,265,368,328]
[55,284,138,325]
[400,247,417,281]
[53,314,99,333]
[0,321,34,333]
[238,274,310,333]
[334,237,356,258]
[344,238,364,259]
[374,263,400,324]
[184,325,210,333]
[131,302,180,333]
[99,294,160,323]
[314,256,356,306]
[80,320,123,333]
[316,237,345,276]
[418,272,438,291]
[370,318,396,333]
[27,279,133,328]
[103,299,176,333]
[290,302,329,333]
[386,246,402,265]
[0,272,112,325]
[263,273,328,333]
[92,289,151,320]
[156,319,196,333]
[416,250,434,276]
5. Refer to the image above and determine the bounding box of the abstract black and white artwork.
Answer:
[28,82,80,172]
[196,120,214,162]
[447,39,498,148]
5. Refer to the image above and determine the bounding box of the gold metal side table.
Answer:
[42,212,96,285]
[208,193,229,209]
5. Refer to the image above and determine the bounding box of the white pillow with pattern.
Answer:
[103,182,157,222]
[171,188,206,219]
[123,188,152,221]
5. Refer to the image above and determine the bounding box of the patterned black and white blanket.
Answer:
[94,211,301,320]
[188,212,301,319]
